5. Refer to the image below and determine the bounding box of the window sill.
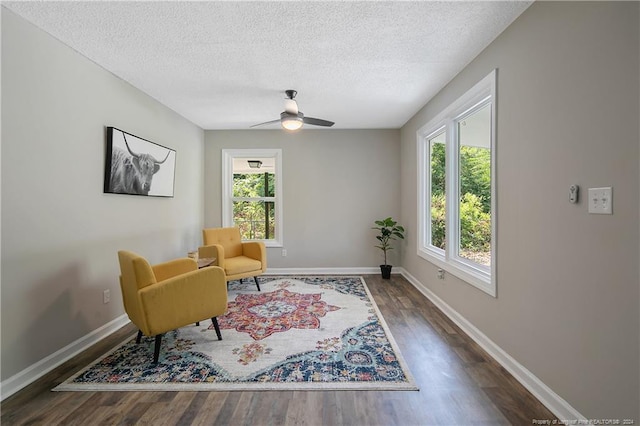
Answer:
[417,248,496,297]
[262,240,283,248]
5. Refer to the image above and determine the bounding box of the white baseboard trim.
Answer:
[400,269,585,422]
[1,314,130,401]
[266,267,390,275]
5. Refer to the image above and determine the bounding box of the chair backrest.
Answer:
[117,250,156,332]
[203,227,243,258]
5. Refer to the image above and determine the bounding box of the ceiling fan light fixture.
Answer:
[281,115,303,131]
[251,91,333,129]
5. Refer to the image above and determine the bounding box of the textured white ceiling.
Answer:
[3,1,531,130]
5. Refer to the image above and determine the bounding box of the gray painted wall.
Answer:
[1,9,205,380]
[400,2,639,419]
[204,130,401,269]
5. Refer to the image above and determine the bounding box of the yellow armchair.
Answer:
[198,227,267,291]
[117,250,228,363]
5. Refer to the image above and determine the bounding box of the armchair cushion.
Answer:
[203,227,242,258]
[225,256,263,277]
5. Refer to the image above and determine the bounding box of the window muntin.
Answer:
[417,70,496,296]
[222,149,283,247]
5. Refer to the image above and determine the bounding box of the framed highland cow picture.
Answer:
[104,127,176,197]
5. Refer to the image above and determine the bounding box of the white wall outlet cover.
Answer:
[588,187,613,214]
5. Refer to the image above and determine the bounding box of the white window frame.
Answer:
[417,70,497,297]
[222,149,283,247]
[421,126,447,260]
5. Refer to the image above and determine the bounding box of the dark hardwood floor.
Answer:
[1,274,557,425]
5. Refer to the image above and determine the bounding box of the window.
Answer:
[222,149,283,247]
[428,129,447,252]
[417,70,496,296]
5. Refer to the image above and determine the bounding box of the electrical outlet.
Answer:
[437,269,445,280]
[282,249,287,257]
[103,289,110,304]
[588,187,613,214]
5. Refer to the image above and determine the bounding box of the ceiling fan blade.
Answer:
[284,99,298,115]
[303,116,335,127]
[250,119,281,128]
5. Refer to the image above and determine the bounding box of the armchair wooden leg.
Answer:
[254,276,261,291]
[153,334,163,364]
[136,330,143,344]
[195,322,200,326]
[211,317,222,340]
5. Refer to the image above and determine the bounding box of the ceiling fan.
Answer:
[251,90,335,131]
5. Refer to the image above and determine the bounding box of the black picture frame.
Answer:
[104,127,176,197]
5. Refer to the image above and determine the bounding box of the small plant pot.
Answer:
[380,264,392,279]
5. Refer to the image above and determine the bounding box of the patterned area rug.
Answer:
[54,276,417,391]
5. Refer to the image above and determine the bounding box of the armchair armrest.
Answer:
[242,241,266,270]
[199,244,225,268]
[152,258,197,282]
[139,266,227,336]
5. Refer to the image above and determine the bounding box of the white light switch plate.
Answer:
[588,187,612,214]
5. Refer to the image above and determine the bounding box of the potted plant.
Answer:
[372,217,405,279]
